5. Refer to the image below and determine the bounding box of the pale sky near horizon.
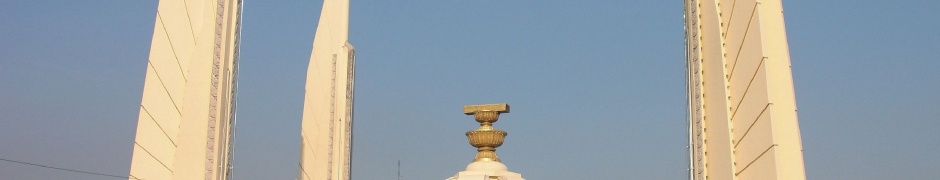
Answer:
[1,0,939,180]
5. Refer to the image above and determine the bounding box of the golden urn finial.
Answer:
[463,103,510,162]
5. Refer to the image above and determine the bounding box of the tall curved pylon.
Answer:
[127,0,242,180]
[298,0,355,180]
[685,0,806,179]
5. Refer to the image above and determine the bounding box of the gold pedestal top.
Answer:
[463,103,510,162]
[463,104,510,114]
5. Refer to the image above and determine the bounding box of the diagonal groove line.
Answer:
[141,105,177,147]
[157,12,188,82]
[297,135,312,180]
[147,62,183,116]
[734,103,770,148]
[730,57,766,119]
[299,161,312,180]
[722,0,739,38]
[182,0,196,41]
[301,132,318,161]
[735,144,777,175]
[134,142,174,173]
[728,2,760,78]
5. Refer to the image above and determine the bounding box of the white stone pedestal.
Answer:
[446,161,525,180]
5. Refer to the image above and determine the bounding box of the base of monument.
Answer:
[446,161,525,180]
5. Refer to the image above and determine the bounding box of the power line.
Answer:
[0,158,140,179]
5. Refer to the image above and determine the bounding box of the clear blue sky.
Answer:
[1,0,938,179]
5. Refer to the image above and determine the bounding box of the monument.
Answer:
[684,0,807,179]
[447,104,525,180]
[297,0,356,180]
[127,0,243,180]
[122,0,809,179]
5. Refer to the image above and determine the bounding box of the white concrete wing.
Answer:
[128,0,242,180]
[298,0,355,180]
[685,0,806,179]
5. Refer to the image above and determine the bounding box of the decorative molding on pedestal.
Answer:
[447,103,525,180]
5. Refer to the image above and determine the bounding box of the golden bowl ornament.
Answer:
[462,104,510,162]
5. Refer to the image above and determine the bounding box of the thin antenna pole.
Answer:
[397,160,401,180]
